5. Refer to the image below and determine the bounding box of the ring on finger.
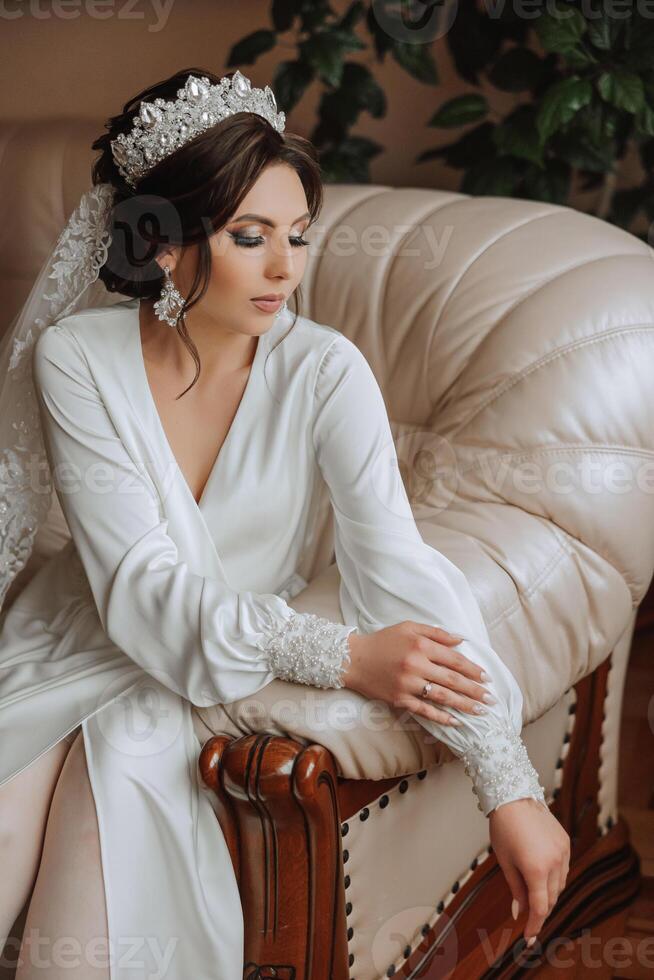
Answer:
[421,681,433,699]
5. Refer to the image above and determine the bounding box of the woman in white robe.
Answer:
[0,68,569,980]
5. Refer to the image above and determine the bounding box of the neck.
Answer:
[139,297,260,376]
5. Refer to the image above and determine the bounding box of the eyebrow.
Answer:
[231,211,310,227]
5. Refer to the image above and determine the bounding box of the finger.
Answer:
[547,866,559,917]
[558,851,570,897]
[418,677,490,716]
[422,637,488,684]
[413,623,464,646]
[424,663,494,711]
[562,852,570,890]
[502,863,528,925]
[524,874,549,944]
[402,696,463,727]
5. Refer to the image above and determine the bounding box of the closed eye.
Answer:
[229,233,309,249]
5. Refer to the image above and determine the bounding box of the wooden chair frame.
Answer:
[199,655,641,979]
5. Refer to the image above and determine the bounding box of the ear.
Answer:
[155,245,181,273]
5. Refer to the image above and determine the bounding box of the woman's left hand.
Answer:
[489,797,571,948]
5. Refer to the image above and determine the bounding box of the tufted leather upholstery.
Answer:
[2,121,652,978]
[294,186,654,711]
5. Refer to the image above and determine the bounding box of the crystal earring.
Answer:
[274,299,288,320]
[154,265,186,327]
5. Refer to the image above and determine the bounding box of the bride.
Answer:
[0,67,569,978]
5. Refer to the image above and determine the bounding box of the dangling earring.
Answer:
[274,299,288,320]
[154,265,186,327]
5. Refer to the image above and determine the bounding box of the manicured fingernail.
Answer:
[449,716,462,725]
[526,936,536,948]
[473,704,487,714]
[511,899,519,920]
[482,692,497,704]
[451,635,464,642]
[480,670,489,681]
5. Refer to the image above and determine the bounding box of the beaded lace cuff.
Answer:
[256,610,357,690]
[460,716,548,817]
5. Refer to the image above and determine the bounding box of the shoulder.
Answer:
[308,326,390,444]
[262,310,346,394]
[281,315,379,413]
[277,311,340,357]
[310,325,377,400]
[39,298,131,342]
[281,312,369,385]
[33,299,134,390]
[33,320,86,390]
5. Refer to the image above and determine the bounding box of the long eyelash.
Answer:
[229,233,309,249]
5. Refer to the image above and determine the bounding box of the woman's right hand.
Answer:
[342,620,494,725]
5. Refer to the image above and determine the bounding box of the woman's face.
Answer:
[171,162,311,336]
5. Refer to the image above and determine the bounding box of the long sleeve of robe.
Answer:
[310,334,547,817]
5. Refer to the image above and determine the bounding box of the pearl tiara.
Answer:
[110,71,286,189]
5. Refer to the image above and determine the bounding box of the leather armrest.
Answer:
[193,561,457,781]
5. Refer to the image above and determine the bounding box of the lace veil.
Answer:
[0,182,119,612]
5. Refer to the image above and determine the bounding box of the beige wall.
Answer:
[0,0,646,223]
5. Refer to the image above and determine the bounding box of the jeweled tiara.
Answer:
[110,70,286,189]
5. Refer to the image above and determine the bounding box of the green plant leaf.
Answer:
[635,103,654,137]
[573,98,620,142]
[535,2,587,54]
[365,3,393,60]
[492,106,545,167]
[273,60,315,113]
[227,29,277,67]
[550,129,614,172]
[597,70,645,114]
[337,0,365,32]
[536,76,593,142]
[461,156,522,196]
[271,0,301,32]
[586,10,626,51]
[445,2,504,85]
[299,0,335,32]
[391,40,439,85]
[428,94,488,128]
[421,121,496,169]
[299,28,365,87]
[341,62,386,116]
[488,46,545,92]
[563,45,598,69]
[521,160,571,204]
[313,63,386,144]
[319,135,383,182]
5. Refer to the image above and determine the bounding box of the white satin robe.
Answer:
[0,297,545,980]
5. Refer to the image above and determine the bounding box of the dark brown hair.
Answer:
[91,67,323,397]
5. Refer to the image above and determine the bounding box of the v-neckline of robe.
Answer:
[130,296,268,513]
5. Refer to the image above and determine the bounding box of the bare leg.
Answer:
[15,730,109,979]
[0,729,78,949]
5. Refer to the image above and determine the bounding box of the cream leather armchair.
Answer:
[2,122,652,978]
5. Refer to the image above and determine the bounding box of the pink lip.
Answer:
[250,297,283,312]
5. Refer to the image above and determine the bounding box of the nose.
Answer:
[265,229,297,281]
